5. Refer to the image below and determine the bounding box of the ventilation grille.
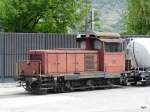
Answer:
[85,55,94,70]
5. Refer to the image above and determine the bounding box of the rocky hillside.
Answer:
[93,0,127,33]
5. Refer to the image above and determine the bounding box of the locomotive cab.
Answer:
[101,39,125,74]
[77,32,125,74]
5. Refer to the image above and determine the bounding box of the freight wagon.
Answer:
[17,32,150,94]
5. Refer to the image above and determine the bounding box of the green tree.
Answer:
[125,0,150,35]
[92,9,101,32]
[0,0,91,33]
[74,8,101,33]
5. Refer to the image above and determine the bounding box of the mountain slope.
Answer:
[93,0,127,33]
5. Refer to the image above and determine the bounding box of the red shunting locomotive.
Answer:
[17,32,149,94]
[17,32,125,93]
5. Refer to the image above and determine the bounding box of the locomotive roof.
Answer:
[77,32,123,43]
[77,32,120,39]
[99,38,123,43]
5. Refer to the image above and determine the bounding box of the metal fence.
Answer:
[0,33,77,80]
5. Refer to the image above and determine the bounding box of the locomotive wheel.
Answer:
[86,80,94,89]
[57,84,65,93]
[107,79,113,86]
[141,81,147,86]
[120,74,128,86]
[65,81,72,91]
[122,79,128,86]
[60,86,65,93]
[25,81,32,92]
[30,82,47,94]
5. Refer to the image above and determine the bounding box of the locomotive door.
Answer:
[76,54,84,72]
[48,53,66,73]
[48,54,57,73]
[67,54,76,72]
[57,54,66,73]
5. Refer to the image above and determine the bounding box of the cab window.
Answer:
[105,43,122,52]
[80,41,86,49]
[94,40,102,49]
